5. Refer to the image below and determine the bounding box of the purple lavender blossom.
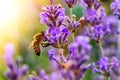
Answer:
[111,0,120,19]
[44,26,70,48]
[50,71,64,80]
[46,35,92,80]
[47,49,57,60]
[65,0,78,8]
[84,23,113,41]
[83,8,106,25]
[4,56,29,80]
[75,36,91,52]
[64,15,80,33]
[80,0,101,10]
[3,44,29,80]
[90,25,104,41]
[103,16,118,34]
[103,47,118,58]
[84,16,118,42]
[39,4,66,28]
[68,35,91,59]
[67,36,91,80]
[68,36,91,57]
[3,43,15,70]
[39,69,49,80]
[93,57,120,77]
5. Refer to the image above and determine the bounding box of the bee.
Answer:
[30,31,44,56]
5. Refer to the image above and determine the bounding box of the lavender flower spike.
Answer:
[3,43,15,70]
[64,15,80,33]
[111,0,120,19]
[40,4,66,28]
[80,0,101,10]
[3,44,29,80]
[45,26,70,48]
[65,0,78,8]
[4,56,29,80]
[93,57,120,77]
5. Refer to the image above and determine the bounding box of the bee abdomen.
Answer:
[33,41,41,56]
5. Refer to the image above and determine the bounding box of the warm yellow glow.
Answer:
[0,0,49,58]
[0,0,49,73]
[0,0,19,25]
[0,0,19,56]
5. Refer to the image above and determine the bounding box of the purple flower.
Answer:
[65,0,78,8]
[103,47,118,58]
[91,25,104,41]
[93,57,120,77]
[84,24,112,41]
[68,35,91,59]
[111,0,120,19]
[103,16,118,34]
[80,0,101,10]
[68,42,78,56]
[68,36,91,66]
[44,26,70,48]
[47,49,57,60]
[39,69,49,80]
[39,4,66,28]
[47,48,66,67]
[46,36,92,80]
[4,56,29,80]
[3,43,15,66]
[64,15,80,33]
[75,36,91,50]
[83,8,106,25]
[50,71,64,80]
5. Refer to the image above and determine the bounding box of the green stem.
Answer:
[72,33,75,41]
[99,40,104,57]
[70,8,72,20]
[107,77,111,80]
[70,8,75,41]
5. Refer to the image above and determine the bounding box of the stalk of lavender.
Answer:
[70,8,75,41]
[70,7,72,20]
[81,0,108,57]
[93,57,120,80]
[111,0,120,58]
[69,3,73,41]
[3,43,29,80]
[47,35,92,80]
[99,40,104,57]
[65,0,78,41]
[81,0,120,80]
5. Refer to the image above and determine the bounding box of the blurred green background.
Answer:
[0,0,112,80]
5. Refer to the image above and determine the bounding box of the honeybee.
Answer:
[30,31,44,56]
